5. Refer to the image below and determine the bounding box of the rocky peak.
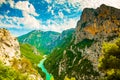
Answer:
[75,4,120,74]
[0,28,20,65]
[75,4,120,43]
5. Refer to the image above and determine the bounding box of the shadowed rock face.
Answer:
[44,4,120,80]
[0,28,20,66]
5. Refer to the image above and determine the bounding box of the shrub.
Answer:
[0,61,28,80]
[98,38,120,80]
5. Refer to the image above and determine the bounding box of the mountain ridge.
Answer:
[18,28,75,54]
[44,4,120,80]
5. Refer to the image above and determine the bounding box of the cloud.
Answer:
[15,1,38,16]
[42,17,79,32]
[47,6,52,12]
[0,0,6,6]
[0,15,21,29]
[45,0,52,3]
[58,11,64,19]
[0,0,15,7]
[21,12,41,29]
[67,0,120,10]
[0,13,41,30]
[55,0,66,4]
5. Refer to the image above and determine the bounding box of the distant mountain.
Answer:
[18,30,60,54]
[51,28,75,49]
[18,29,75,54]
[44,4,120,80]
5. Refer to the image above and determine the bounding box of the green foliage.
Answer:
[45,38,98,80]
[20,43,43,67]
[75,39,94,49]
[64,76,76,80]
[20,43,45,78]
[0,61,28,80]
[44,31,74,79]
[98,38,120,80]
[37,67,46,79]
[11,58,38,74]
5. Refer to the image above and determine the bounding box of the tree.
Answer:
[98,38,120,80]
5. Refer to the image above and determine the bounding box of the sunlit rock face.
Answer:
[0,28,20,66]
[0,28,43,80]
[75,4,120,43]
[75,4,120,70]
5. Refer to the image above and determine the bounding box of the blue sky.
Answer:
[0,0,120,36]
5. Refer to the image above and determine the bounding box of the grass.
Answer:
[20,43,43,66]
[20,43,45,78]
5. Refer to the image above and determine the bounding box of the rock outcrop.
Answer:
[0,28,43,80]
[0,28,20,66]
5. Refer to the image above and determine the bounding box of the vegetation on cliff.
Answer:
[20,43,45,79]
[0,61,28,80]
[98,38,120,80]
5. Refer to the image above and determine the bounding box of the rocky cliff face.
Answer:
[0,28,43,80]
[75,4,120,70]
[75,4,120,42]
[45,4,120,80]
[0,28,20,66]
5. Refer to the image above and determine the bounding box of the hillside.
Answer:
[44,4,120,80]
[0,28,43,80]
[18,30,60,54]
[18,28,75,55]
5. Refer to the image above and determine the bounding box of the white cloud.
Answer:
[55,0,66,4]
[0,13,41,30]
[15,1,38,16]
[58,11,64,19]
[42,17,79,32]
[0,0,6,6]
[45,0,52,3]
[68,0,120,10]
[65,8,71,13]
[48,6,52,12]
[21,12,41,29]
[0,15,21,29]
[9,0,15,8]
[0,0,15,8]
[51,10,55,15]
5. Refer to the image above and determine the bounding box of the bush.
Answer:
[0,61,28,80]
[98,38,120,80]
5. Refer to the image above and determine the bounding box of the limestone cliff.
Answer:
[0,28,20,66]
[0,28,43,80]
[75,4,120,70]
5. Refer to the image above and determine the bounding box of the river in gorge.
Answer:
[38,58,53,80]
